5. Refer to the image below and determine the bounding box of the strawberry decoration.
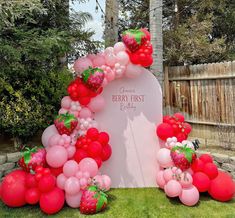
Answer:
[82,67,104,92]
[18,147,46,173]
[80,185,108,214]
[54,113,78,135]
[170,145,196,171]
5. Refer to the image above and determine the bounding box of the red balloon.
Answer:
[163,115,171,123]
[94,157,102,168]
[87,128,99,141]
[203,163,218,180]
[209,171,235,202]
[199,154,213,164]
[191,158,205,172]
[156,123,174,141]
[101,144,112,161]
[25,174,37,188]
[77,83,90,97]
[173,113,185,122]
[176,132,187,142]
[0,183,2,200]
[183,123,192,135]
[38,175,56,193]
[1,170,27,207]
[74,149,88,164]
[25,188,40,205]
[40,187,65,214]
[129,52,139,65]
[141,55,153,67]
[87,141,103,158]
[50,167,63,177]
[193,172,211,192]
[98,132,110,146]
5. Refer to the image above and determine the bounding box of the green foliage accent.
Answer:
[56,113,77,129]
[122,29,145,44]
[21,147,37,165]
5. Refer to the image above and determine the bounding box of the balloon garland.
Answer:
[0,28,234,214]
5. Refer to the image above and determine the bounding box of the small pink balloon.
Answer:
[156,170,166,189]
[101,175,111,191]
[164,180,182,198]
[69,110,79,118]
[163,168,174,182]
[61,96,72,109]
[65,191,83,208]
[63,160,79,177]
[105,70,115,82]
[57,173,67,190]
[58,138,65,146]
[79,108,92,119]
[125,63,143,78]
[65,177,80,195]
[105,54,117,67]
[114,42,126,54]
[59,108,68,114]
[79,158,98,177]
[179,172,193,188]
[41,125,58,147]
[46,145,68,168]
[156,148,174,168]
[67,146,76,159]
[104,47,114,55]
[88,95,105,113]
[116,51,129,65]
[79,178,88,189]
[185,168,194,175]
[87,54,96,60]
[83,172,90,179]
[93,175,103,188]
[179,185,200,206]
[74,57,93,73]
[93,56,106,67]
[102,78,108,87]
[75,171,83,179]
[48,134,61,147]
[171,167,178,173]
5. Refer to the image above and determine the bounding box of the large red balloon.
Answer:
[175,132,187,142]
[50,167,63,177]
[191,158,205,172]
[173,113,185,122]
[203,163,218,180]
[87,141,103,158]
[38,175,56,193]
[40,187,65,214]
[101,144,112,161]
[192,172,211,192]
[87,128,99,141]
[74,149,88,164]
[156,123,174,141]
[98,132,110,145]
[199,154,213,164]
[25,188,40,205]
[25,174,37,188]
[1,170,27,207]
[209,171,235,202]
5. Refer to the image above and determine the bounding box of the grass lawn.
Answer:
[0,188,235,218]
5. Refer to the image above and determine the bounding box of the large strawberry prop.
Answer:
[82,67,104,92]
[171,145,196,171]
[18,147,46,173]
[54,113,78,135]
[80,185,108,214]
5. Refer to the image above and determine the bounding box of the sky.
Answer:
[70,0,105,41]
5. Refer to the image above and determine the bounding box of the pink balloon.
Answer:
[116,51,129,65]
[67,146,76,159]
[48,134,61,147]
[42,125,58,147]
[79,178,88,189]
[46,146,68,168]
[93,56,106,67]
[114,42,126,54]
[179,185,200,206]
[87,54,96,61]
[185,168,194,175]
[105,70,115,82]
[56,174,67,190]
[156,170,166,189]
[156,148,174,168]
[179,172,193,188]
[163,168,174,182]
[79,107,92,119]
[79,158,98,177]
[64,177,80,195]
[59,108,68,114]
[74,57,93,73]
[88,95,105,112]
[61,96,72,109]
[69,109,79,118]
[104,47,114,55]
[75,171,83,179]
[164,180,182,198]
[65,191,83,208]
[93,175,103,188]
[125,63,143,78]
[102,78,108,87]
[105,54,117,67]
[101,175,111,191]
[63,160,79,177]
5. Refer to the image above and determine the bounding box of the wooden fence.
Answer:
[163,61,235,150]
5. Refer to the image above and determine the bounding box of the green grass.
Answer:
[0,188,235,218]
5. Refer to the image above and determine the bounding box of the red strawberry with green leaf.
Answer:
[122,29,148,52]
[18,147,46,173]
[82,67,104,91]
[171,145,196,171]
[54,113,78,135]
[80,185,108,214]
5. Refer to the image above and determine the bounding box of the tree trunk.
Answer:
[149,0,163,89]
[105,0,119,47]
[13,136,22,150]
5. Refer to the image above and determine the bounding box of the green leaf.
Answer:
[123,29,145,44]
[96,195,106,212]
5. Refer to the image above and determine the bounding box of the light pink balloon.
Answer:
[125,63,143,78]
[105,70,115,82]
[59,108,68,114]
[67,146,76,159]
[93,175,103,188]
[41,125,58,147]
[46,145,68,168]
[75,171,83,179]
[102,78,108,87]
[116,51,129,65]
[61,96,72,109]
[185,168,194,175]
[57,173,67,190]
[114,42,126,54]
[104,47,114,55]
[163,168,174,182]
[65,191,83,208]
[93,56,106,67]
[156,148,174,168]
[164,180,182,198]
[48,134,61,147]
[179,185,200,206]
[63,160,79,177]
[79,158,98,177]
[83,172,90,179]
[101,175,111,191]
[105,54,117,67]
[69,109,79,118]
[156,170,166,189]
[79,107,92,119]
[88,95,105,112]
[179,172,193,188]
[87,54,96,61]
[79,178,88,189]
[74,57,93,73]
[65,177,80,195]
